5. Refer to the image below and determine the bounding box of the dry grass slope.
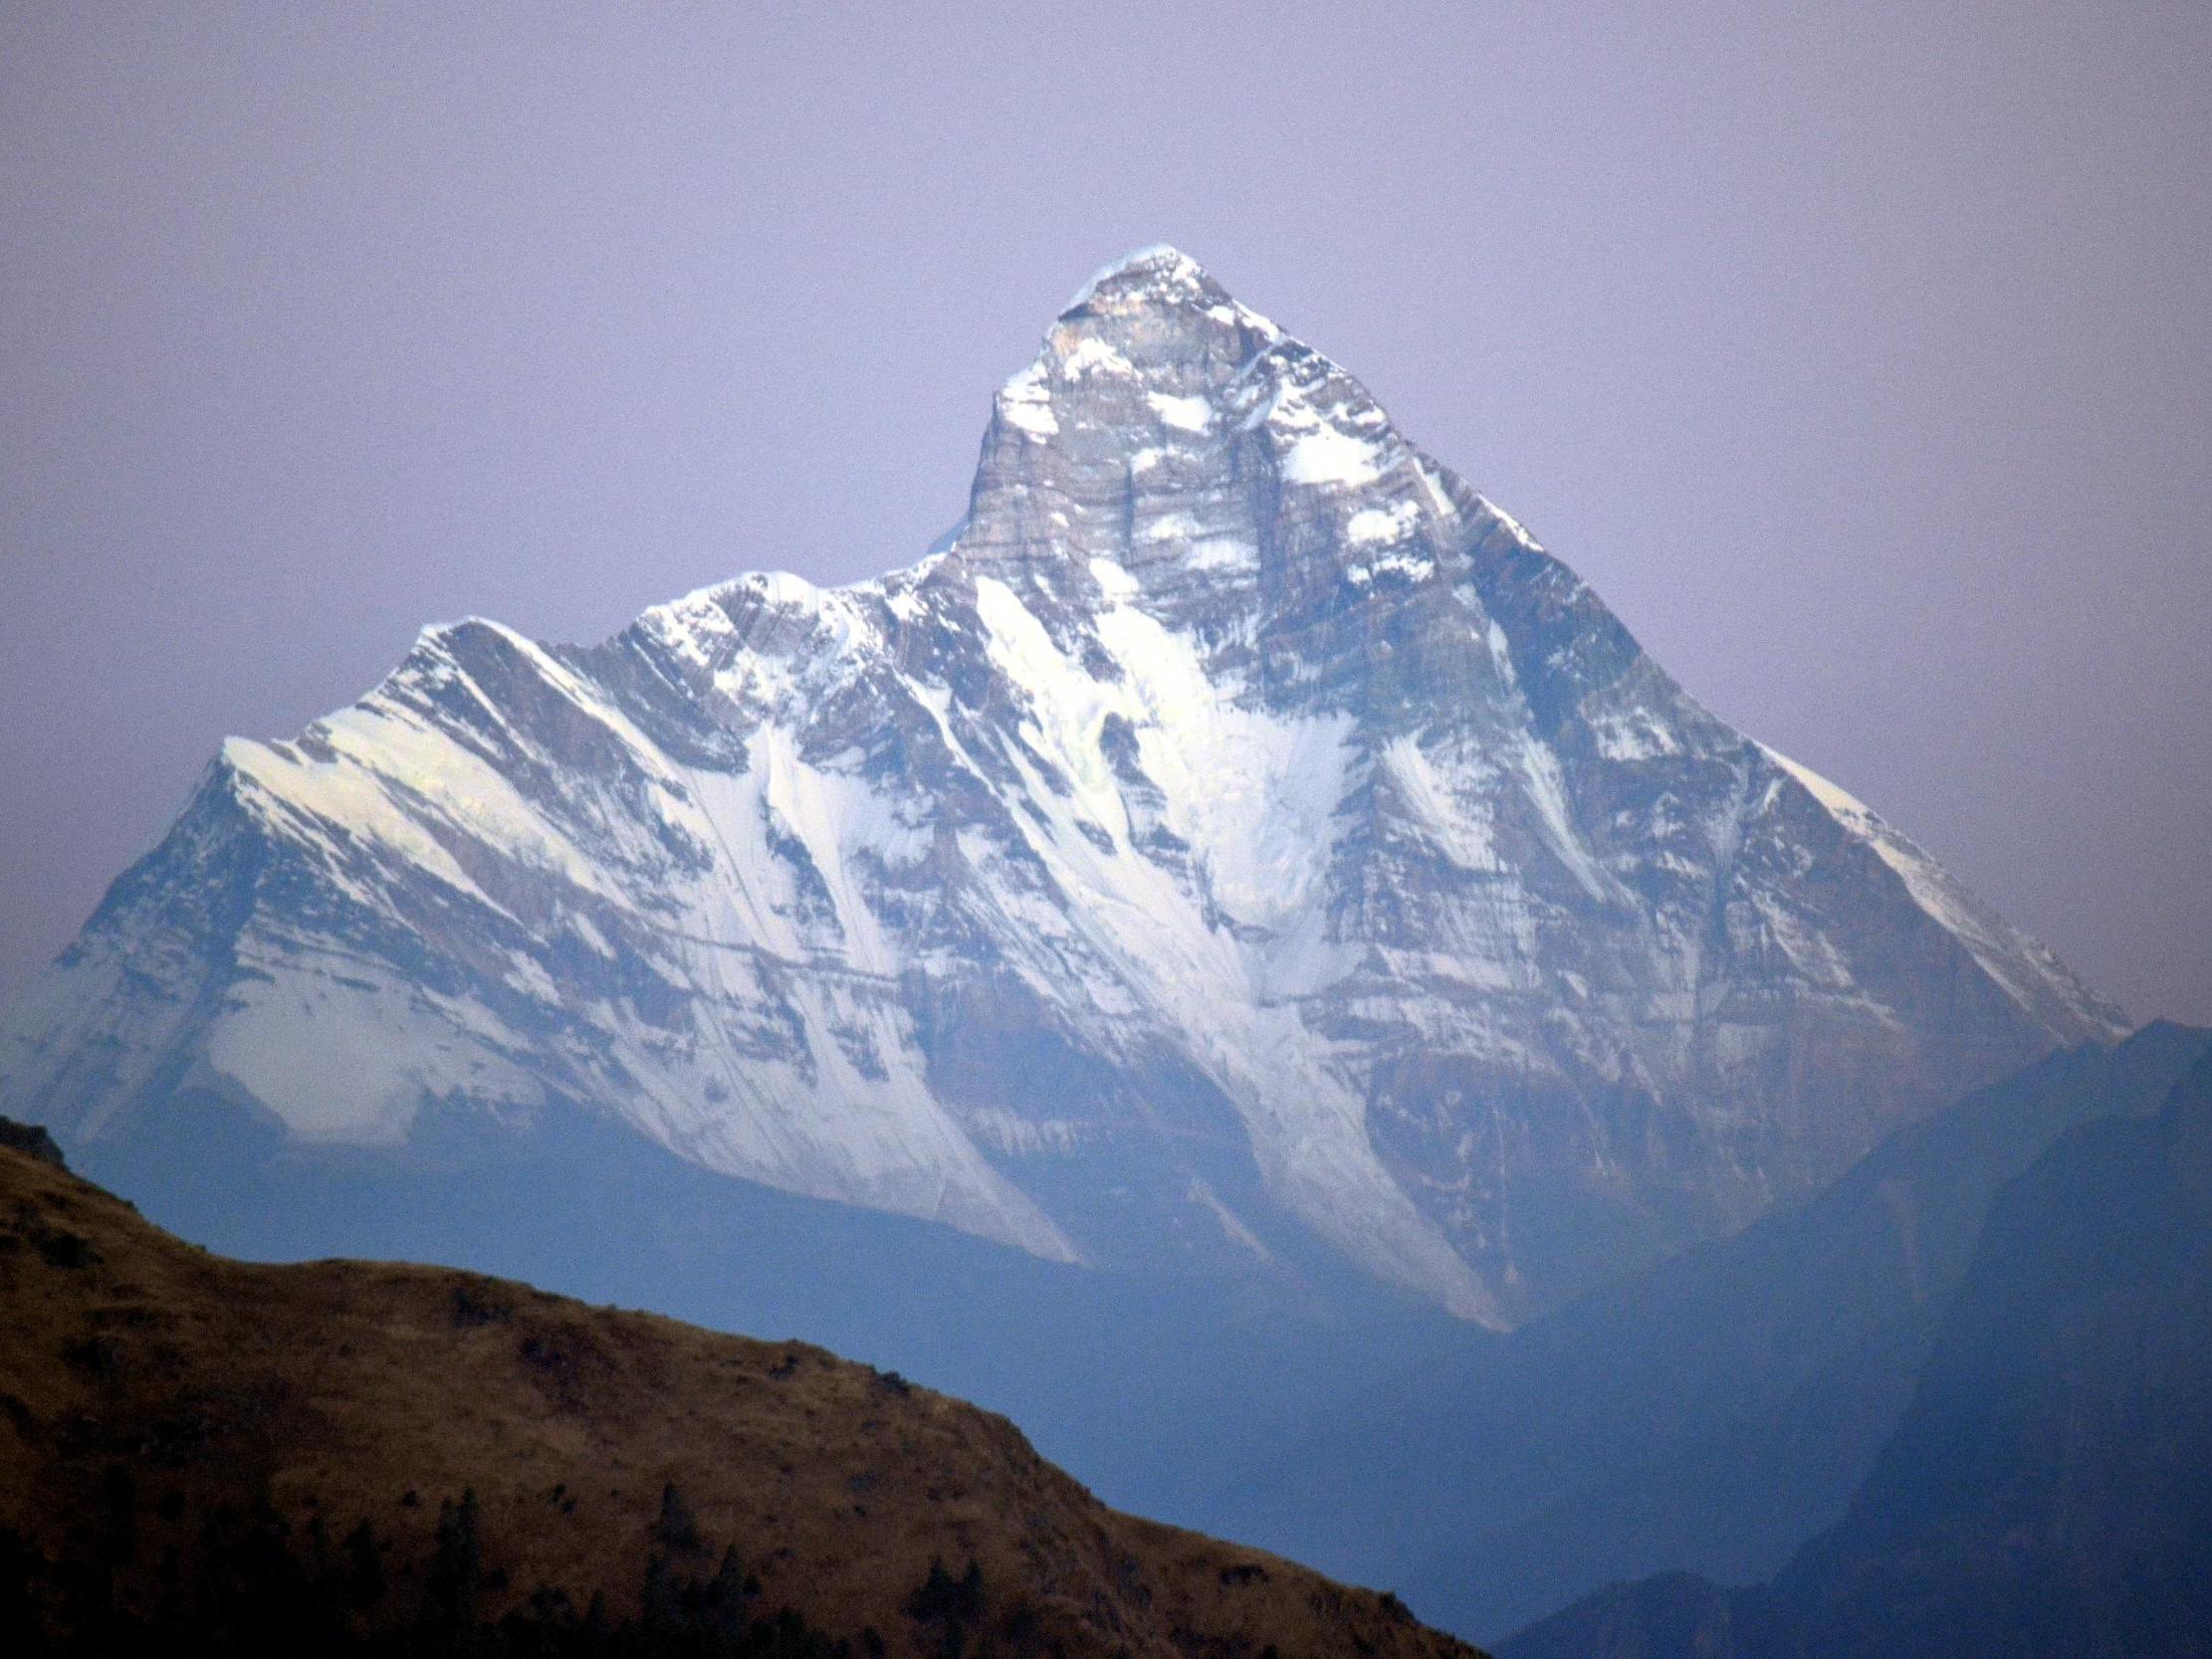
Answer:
[0,1141,1481,1659]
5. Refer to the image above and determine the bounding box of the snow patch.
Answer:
[1186,536,1257,572]
[1057,334,1136,379]
[1087,556,1139,600]
[1478,496,1543,549]
[1515,732,1615,902]
[1383,737,1501,872]
[1147,391,1214,432]
[1283,426,1386,488]
[1347,501,1420,544]
[996,360,1058,439]
[1590,708,1682,762]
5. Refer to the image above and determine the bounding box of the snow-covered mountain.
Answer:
[0,248,2123,1325]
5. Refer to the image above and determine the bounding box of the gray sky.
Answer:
[3,1,2207,1024]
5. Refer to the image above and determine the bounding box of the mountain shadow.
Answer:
[1500,1049,2212,1659]
[1223,1022,2210,1639]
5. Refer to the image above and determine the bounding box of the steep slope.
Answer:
[1499,1052,2212,1659]
[0,1135,1480,1659]
[0,246,2121,1325]
[1220,1022,2210,1639]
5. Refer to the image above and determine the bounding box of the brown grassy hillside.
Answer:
[0,1140,1481,1659]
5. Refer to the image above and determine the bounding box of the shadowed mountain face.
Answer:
[1499,1052,2212,1659]
[0,246,2119,1326]
[0,1137,1481,1659]
[1220,1022,2211,1641]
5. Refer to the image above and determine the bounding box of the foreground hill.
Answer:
[1501,1051,2212,1659]
[0,1138,1479,1659]
[0,247,2119,1332]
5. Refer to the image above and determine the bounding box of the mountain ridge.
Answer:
[1499,1048,2212,1658]
[1215,1020,2210,1640]
[0,1132,1481,1659]
[0,246,2122,1325]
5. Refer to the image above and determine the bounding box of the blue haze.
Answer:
[2,1,2208,1020]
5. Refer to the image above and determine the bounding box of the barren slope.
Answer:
[0,1140,1478,1659]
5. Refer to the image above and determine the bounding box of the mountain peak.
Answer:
[1061,244,1223,314]
[0,253,2126,1333]
[980,251,1368,531]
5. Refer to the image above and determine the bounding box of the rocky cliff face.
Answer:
[0,247,2122,1324]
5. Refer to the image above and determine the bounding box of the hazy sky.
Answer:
[3,2,2207,1023]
